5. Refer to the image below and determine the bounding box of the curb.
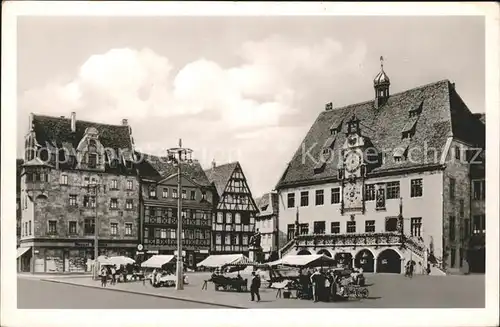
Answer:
[41,279,246,309]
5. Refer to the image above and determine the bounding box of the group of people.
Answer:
[299,267,362,302]
[99,263,140,287]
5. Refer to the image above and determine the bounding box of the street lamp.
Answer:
[167,139,193,291]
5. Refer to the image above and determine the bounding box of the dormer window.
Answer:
[409,101,423,117]
[401,116,419,140]
[322,148,331,156]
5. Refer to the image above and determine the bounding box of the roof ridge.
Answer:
[33,113,129,128]
[203,161,239,172]
[326,79,451,113]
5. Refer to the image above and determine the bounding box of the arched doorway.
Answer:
[376,249,402,273]
[297,249,311,255]
[355,249,375,272]
[334,252,353,268]
[316,249,332,257]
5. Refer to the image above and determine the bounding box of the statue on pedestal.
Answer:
[249,229,262,249]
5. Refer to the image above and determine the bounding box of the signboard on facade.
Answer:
[200,250,209,254]
[75,242,92,247]
[147,250,159,254]
[174,250,186,256]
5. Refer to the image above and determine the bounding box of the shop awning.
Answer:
[16,247,31,258]
[267,254,336,267]
[141,255,175,268]
[197,254,254,268]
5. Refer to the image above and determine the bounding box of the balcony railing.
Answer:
[295,232,403,249]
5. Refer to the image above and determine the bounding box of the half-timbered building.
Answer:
[136,154,213,269]
[204,162,259,256]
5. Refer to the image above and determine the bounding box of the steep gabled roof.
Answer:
[135,152,210,186]
[276,79,485,189]
[32,114,132,151]
[204,162,239,196]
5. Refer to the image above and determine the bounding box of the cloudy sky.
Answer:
[17,16,484,197]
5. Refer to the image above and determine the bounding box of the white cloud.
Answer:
[18,36,367,195]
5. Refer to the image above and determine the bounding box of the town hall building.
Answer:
[275,59,485,275]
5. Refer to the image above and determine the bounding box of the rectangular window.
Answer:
[224,235,231,245]
[365,184,375,201]
[346,221,356,233]
[83,195,90,207]
[69,195,77,207]
[459,199,464,217]
[160,228,167,239]
[365,220,375,233]
[455,146,461,160]
[28,220,32,235]
[410,179,423,198]
[110,223,118,235]
[125,199,133,210]
[190,190,196,200]
[111,179,118,190]
[83,177,89,187]
[226,212,232,224]
[473,215,485,234]
[84,219,95,235]
[48,221,57,235]
[162,188,168,198]
[449,178,455,199]
[331,222,340,234]
[464,218,470,238]
[201,191,206,201]
[313,221,325,234]
[149,186,157,198]
[385,217,398,232]
[172,189,178,198]
[182,190,187,199]
[88,154,97,168]
[287,224,295,240]
[299,223,309,235]
[449,216,456,242]
[110,198,118,209]
[287,193,295,208]
[331,187,341,204]
[125,223,132,236]
[386,182,400,199]
[233,234,240,245]
[411,217,422,237]
[127,180,133,190]
[300,191,309,207]
[315,190,324,206]
[242,235,248,245]
[473,180,485,200]
[217,212,223,224]
[69,221,77,235]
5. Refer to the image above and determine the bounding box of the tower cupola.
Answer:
[374,56,390,109]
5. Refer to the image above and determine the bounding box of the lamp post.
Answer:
[167,139,193,291]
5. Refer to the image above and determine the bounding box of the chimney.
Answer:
[122,119,128,126]
[70,112,76,132]
[211,159,216,169]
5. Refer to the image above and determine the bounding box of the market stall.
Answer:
[196,254,253,268]
[267,254,337,268]
[140,255,175,269]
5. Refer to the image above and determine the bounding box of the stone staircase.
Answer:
[402,234,446,276]
[279,238,296,257]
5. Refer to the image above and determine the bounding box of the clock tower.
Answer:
[340,114,366,214]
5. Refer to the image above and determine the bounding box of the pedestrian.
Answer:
[310,268,322,303]
[426,262,431,275]
[100,267,107,287]
[409,261,414,278]
[250,271,261,302]
[111,266,116,285]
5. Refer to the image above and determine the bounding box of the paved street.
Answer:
[17,278,222,309]
[18,272,485,309]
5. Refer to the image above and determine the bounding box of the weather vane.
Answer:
[380,56,384,69]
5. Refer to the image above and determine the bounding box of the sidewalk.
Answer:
[19,272,92,279]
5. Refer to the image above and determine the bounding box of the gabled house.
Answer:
[19,113,140,273]
[136,153,214,269]
[204,161,259,256]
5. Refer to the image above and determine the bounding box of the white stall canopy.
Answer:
[197,254,253,268]
[16,247,31,258]
[266,254,336,268]
[141,255,176,268]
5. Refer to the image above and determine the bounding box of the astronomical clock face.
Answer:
[343,182,363,209]
[344,150,362,173]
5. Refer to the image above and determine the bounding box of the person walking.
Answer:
[310,268,322,303]
[100,267,107,287]
[250,272,261,302]
[110,266,117,285]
